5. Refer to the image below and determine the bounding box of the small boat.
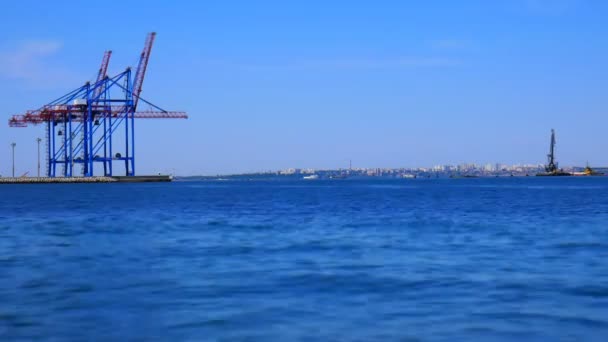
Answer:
[572,165,604,177]
[303,174,319,180]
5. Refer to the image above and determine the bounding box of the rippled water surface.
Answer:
[1,178,608,341]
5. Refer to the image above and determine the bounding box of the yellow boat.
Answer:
[572,165,604,176]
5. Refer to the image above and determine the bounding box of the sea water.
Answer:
[1,178,607,341]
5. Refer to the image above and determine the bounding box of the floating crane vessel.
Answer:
[536,129,571,176]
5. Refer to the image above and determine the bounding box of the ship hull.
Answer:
[536,172,572,177]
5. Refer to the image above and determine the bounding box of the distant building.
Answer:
[279,168,301,175]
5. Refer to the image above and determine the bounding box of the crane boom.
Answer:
[9,110,187,127]
[132,32,156,110]
[93,51,112,101]
[545,129,557,173]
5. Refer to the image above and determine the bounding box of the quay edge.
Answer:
[0,175,173,184]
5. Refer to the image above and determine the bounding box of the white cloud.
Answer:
[0,40,80,88]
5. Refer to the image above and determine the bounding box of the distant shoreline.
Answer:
[175,172,607,182]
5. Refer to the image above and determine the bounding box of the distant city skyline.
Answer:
[220,161,595,178]
[1,1,607,176]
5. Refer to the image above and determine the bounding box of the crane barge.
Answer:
[536,129,571,176]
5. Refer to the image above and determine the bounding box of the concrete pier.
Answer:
[0,175,172,184]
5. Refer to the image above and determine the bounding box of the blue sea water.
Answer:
[1,177,608,341]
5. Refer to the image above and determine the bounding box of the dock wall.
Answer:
[0,175,172,184]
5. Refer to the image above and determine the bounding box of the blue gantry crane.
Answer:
[8,32,187,177]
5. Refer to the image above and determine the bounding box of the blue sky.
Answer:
[1,0,607,176]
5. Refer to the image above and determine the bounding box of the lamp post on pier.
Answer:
[11,142,16,178]
[36,138,42,177]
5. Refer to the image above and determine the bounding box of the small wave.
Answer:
[278,272,437,295]
[458,184,608,190]
[363,184,419,189]
[230,223,275,230]
[564,285,608,298]
[204,219,279,231]
[206,219,228,226]
[168,318,229,330]
[66,284,95,294]
[479,311,608,328]
[527,185,607,190]
[263,241,363,254]
[20,278,55,290]
[553,242,608,250]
